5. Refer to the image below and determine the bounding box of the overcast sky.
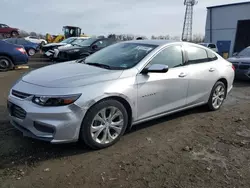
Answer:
[1,0,244,37]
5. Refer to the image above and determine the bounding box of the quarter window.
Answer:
[186,46,208,64]
[207,50,218,61]
[149,45,183,68]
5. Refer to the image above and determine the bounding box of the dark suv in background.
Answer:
[54,37,117,62]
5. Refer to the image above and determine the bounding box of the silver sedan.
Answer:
[7,40,235,149]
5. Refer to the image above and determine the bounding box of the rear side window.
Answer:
[186,46,208,64]
[208,44,216,48]
[207,50,218,61]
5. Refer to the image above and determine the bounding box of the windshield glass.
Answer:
[72,38,97,47]
[84,42,157,69]
[60,37,76,44]
[238,47,250,57]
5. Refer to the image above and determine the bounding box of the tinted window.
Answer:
[17,39,28,45]
[207,50,218,61]
[93,40,109,48]
[208,44,216,48]
[5,38,16,44]
[84,42,157,69]
[149,45,183,68]
[186,46,208,64]
[2,24,9,28]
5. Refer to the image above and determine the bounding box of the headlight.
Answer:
[68,49,80,53]
[32,94,81,106]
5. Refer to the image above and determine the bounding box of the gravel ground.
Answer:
[0,58,250,188]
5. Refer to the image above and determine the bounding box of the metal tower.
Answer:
[181,0,198,41]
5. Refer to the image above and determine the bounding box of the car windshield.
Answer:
[237,47,250,57]
[72,38,97,47]
[84,42,157,70]
[60,37,76,44]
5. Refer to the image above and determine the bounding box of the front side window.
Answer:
[72,38,97,47]
[186,46,208,64]
[2,24,9,28]
[84,42,157,69]
[149,45,183,68]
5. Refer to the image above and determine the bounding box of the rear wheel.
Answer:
[80,99,128,149]
[0,56,13,71]
[11,31,18,37]
[28,48,36,56]
[207,81,226,111]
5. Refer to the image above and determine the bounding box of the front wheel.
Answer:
[28,48,36,56]
[207,81,226,111]
[80,99,128,149]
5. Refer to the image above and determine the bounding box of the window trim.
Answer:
[139,44,185,74]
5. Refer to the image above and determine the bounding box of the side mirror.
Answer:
[141,64,169,74]
[92,44,98,50]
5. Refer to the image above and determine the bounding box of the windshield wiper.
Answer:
[85,62,111,69]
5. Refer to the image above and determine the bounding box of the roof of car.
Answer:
[124,39,179,46]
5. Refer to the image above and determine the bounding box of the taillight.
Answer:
[232,64,235,71]
[16,47,26,54]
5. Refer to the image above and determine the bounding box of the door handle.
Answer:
[179,72,187,77]
[209,68,215,72]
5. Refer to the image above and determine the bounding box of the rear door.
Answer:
[183,44,219,106]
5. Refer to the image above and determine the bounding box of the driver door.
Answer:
[136,45,189,120]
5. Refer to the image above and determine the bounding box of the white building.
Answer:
[205,1,250,57]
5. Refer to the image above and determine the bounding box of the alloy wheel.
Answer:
[90,106,124,144]
[212,85,225,109]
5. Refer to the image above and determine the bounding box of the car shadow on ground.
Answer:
[0,104,208,170]
[234,79,250,87]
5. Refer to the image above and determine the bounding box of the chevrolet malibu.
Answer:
[7,40,235,149]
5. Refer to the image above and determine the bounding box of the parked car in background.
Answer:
[54,37,117,62]
[41,37,79,55]
[0,40,28,71]
[4,38,40,56]
[25,36,47,46]
[199,43,218,53]
[0,23,19,37]
[227,46,250,80]
[7,40,235,149]
[44,37,90,59]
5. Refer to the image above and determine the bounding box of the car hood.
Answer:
[21,61,123,88]
[59,45,90,52]
[227,56,250,63]
[43,43,66,47]
[58,44,72,49]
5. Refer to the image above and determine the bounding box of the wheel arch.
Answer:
[214,77,228,98]
[0,53,14,67]
[83,94,134,130]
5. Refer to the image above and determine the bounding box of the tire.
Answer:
[40,41,45,46]
[207,81,226,111]
[80,99,128,149]
[28,48,36,56]
[11,31,18,37]
[0,56,13,72]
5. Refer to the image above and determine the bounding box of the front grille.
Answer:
[12,90,31,99]
[8,102,27,119]
[239,65,250,70]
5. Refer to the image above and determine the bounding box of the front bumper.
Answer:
[7,91,86,143]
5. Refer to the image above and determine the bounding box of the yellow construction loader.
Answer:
[45,26,89,43]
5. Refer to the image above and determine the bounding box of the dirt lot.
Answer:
[0,58,250,188]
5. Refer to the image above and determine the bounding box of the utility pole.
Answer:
[182,0,198,42]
